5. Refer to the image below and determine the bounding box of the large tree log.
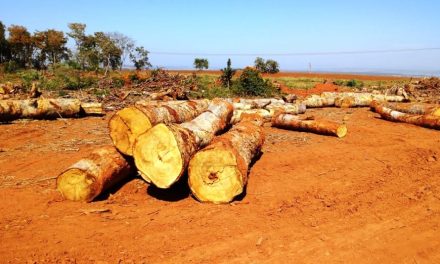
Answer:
[0,99,101,122]
[109,99,209,156]
[379,102,440,116]
[56,146,132,202]
[133,99,233,188]
[303,92,408,108]
[272,113,347,138]
[370,100,440,130]
[188,115,265,203]
[231,103,306,124]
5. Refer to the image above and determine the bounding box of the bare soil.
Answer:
[1,106,440,263]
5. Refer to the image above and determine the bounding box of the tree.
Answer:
[94,32,122,75]
[129,46,151,70]
[193,58,209,71]
[0,21,9,63]
[265,59,279,73]
[67,23,87,69]
[254,57,266,72]
[8,25,33,68]
[108,32,134,70]
[219,58,236,88]
[254,57,280,73]
[33,29,69,68]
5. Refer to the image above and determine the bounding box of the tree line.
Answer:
[0,21,151,74]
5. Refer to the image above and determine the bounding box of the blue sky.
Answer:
[1,0,440,74]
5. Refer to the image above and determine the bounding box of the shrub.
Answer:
[20,70,42,88]
[3,61,20,73]
[234,67,275,96]
[346,79,363,88]
[253,57,280,74]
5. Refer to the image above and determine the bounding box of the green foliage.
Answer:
[193,58,209,71]
[333,79,364,88]
[219,58,236,88]
[234,67,276,96]
[265,59,279,73]
[20,69,42,88]
[276,77,324,89]
[254,57,280,73]
[3,61,20,73]
[130,46,151,70]
[111,76,125,88]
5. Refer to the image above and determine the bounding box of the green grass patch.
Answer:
[272,77,325,90]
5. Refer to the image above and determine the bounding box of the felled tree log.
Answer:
[303,92,408,108]
[0,98,101,122]
[370,100,440,130]
[380,102,440,116]
[231,103,306,124]
[56,146,132,202]
[226,98,285,109]
[133,99,233,188]
[80,102,104,115]
[109,99,209,156]
[272,113,347,138]
[188,115,265,203]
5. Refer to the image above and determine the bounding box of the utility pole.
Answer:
[308,62,312,74]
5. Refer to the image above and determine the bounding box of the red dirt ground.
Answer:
[1,107,440,263]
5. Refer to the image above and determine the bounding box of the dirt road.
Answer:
[1,107,439,263]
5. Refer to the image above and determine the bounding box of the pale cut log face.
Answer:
[133,124,183,189]
[109,107,152,156]
[57,169,95,201]
[189,149,243,204]
[336,125,348,138]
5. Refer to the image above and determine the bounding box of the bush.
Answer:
[3,61,20,73]
[253,57,280,74]
[20,70,42,88]
[234,67,275,96]
[346,79,363,88]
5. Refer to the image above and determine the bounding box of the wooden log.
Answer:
[56,146,132,202]
[272,113,347,138]
[231,103,306,124]
[303,92,408,108]
[80,102,104,115]
[109,99,209,156]
[133,99,233,188]
[370,100,440,130]
[188,115,265,203]
[380,102,440,116]
[0,98,82,122]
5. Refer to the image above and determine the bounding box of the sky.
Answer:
[1,0,440,75]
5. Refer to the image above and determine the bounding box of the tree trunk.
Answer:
[109,99,209,156]
[188,115,265,203]
[231,103,306,124]
[133,99,233,188]
[370,100,440,130]
[0,99,83,122]
[379,102,440,116]
[80,102,104,116]
[303,92,408,108]
[56,146,132,202]
[272,113,347,138]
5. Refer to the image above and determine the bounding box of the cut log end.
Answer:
[189,148,243,204]
[57,169,96,202]
[133,123,183,188]
[336,124,348,138]
[432,108,440,117]
[109,107,152,156]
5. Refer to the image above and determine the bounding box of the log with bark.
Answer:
[188,114,265,203]
[133,99,233,188]
[0,98,102,122]
[302,92,408,108]
[370,100,440,130]
[109,99,209,156]
[56,146,132,202]
[231,103,306,124]
[378,102,440,116]
[272,113,347,138]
